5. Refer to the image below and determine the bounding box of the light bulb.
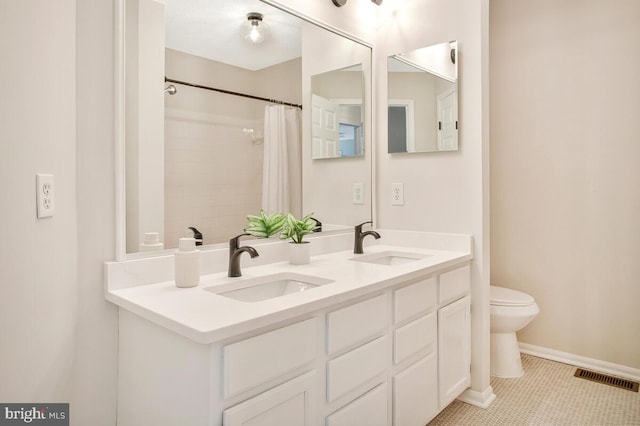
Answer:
[244,13,268,44]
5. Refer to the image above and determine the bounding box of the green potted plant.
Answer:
[280,212,318,264]
[244,210,286,238]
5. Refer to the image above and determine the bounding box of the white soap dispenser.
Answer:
[139,232,164,252]
[175,237,200,288]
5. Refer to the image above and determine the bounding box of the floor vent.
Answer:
[574,368,639,392]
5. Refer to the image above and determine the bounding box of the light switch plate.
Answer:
[36,174,55,218]
[391,183,404,205]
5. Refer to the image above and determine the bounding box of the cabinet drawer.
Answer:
[394,277,437,324]
[393,311,436,365]
[327,294,387,355]
[439,265,470,304]
[327,335,388,402]
[223,318,317,398]
[325,383,388,426]
[223,371,316,426]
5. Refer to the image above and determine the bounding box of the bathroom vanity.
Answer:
[106,231,472,426]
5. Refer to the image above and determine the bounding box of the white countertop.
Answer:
[107,244,472,344]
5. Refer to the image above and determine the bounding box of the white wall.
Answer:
[74,0,120,423]
[302,22,373,227]
[0,0,78,404]
[490,0,640,370]
[375,0,491,403]
[1,1,119,424]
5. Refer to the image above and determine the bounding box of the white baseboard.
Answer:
[519,342,640,382]
[457,386,496,409]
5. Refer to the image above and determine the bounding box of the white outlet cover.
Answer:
[391,182,404,206]
[352,182,364,205]
[36,173,55,218]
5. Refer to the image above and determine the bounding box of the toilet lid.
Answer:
[490,285,535,307]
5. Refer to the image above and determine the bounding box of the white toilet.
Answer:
[490,285,539,378]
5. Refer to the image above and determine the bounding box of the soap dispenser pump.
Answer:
[175,237,200,288]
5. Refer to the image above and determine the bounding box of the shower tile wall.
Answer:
[164,113,263,248]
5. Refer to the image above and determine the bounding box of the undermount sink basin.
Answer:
[350,251,430,266]
[204,272,334,303]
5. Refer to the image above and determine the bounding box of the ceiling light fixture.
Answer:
[331,0,382,7]
[243,12,268,44]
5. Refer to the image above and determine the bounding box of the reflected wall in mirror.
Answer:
[387,41,458,154]
[301,23,372,230]
[311,64,364,159]
[123,0,372,255]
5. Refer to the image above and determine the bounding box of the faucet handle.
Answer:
[355,221,373,231]
[229,233,250,249]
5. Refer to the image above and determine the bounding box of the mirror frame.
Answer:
[113,0,374,261]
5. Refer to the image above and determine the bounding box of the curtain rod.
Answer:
[164,77,303,109]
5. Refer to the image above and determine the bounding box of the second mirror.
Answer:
[387,41,458,154]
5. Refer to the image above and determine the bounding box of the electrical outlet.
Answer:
[391,182,404,205]
[352,182,364,205]
[36,174,55,218]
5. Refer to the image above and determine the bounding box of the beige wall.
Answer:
[490,0,640,369]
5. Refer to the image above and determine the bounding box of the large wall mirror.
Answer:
[121,0,372,256]
[387,41,458,154]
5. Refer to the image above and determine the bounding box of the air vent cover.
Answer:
[574,368,639,392]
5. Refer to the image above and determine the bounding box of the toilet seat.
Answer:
[490,285,535,307]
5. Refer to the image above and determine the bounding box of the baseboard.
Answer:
[457,386,496,409]
[519,343,640,382]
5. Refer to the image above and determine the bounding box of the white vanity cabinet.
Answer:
[438,267,472,409]
[390,265,471,426]
[391,277,439,426]
[115,262,471,426]
[117,313,319,426]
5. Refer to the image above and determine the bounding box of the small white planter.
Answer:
[289,242,311,265]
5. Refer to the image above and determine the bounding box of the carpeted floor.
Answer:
[429,354,640,425]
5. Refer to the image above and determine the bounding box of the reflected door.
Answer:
[437,88,457,151]
[311,94,339,158]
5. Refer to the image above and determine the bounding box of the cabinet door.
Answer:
[438,295,470,409]
[393,352,438,426]
[223,371,316,426]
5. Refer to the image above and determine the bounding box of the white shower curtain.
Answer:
[262,104,302,216]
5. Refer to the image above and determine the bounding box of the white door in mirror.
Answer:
[36,173,55,218]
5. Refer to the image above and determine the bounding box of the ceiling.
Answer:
[165,0,302,71]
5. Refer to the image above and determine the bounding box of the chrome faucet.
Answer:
[353,221,381,254]
[228,233,259,277]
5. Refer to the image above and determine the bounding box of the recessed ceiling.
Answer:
[165,0,302,71]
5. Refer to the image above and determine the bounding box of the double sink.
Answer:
[203,251,430,303]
